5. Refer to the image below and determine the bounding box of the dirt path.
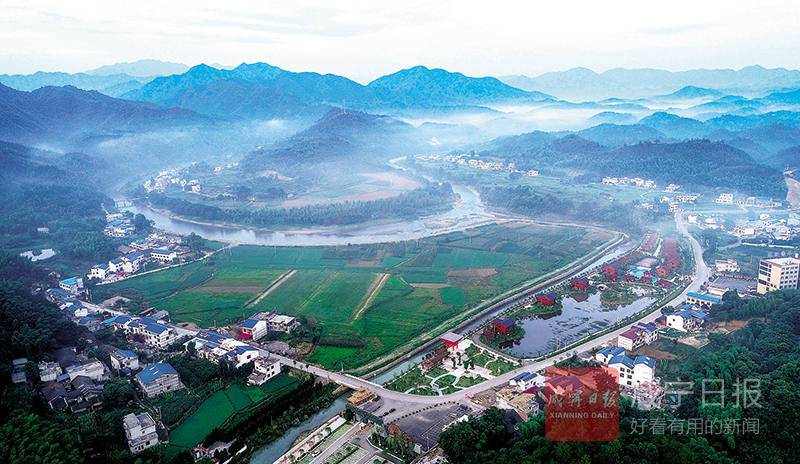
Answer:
[297,271,340,313]
[786,176,800,208]
[246,270,297,308]
[351,273,390,321]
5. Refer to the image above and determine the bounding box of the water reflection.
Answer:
[512,292,656,358]
[120,184,496,246]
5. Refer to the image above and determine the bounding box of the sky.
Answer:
[2,0,800,83]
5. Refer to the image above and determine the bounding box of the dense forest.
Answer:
[478,136,787,198]
[440,289,800,464]
[148,181,456,227]
[479,184,664,233]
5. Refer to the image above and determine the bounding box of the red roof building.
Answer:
[602,263,619,274]
[440,332,464,351]
[624,275,635,282]
[536,292,558,306]
[606,273,618,282]
[492,318,516,336]
[658,279,673,288]
[570,277,590,291]
[641,276,653,284]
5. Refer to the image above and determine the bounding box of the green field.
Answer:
[99,222,616,371]
[169,390,235,449]
[225,384,254,410]
[440,287,467,306]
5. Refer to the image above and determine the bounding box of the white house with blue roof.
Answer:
[189,330,261,367]
[240,318,268,341]
[102,315,178,349]
[665,305,708,332]
[135,363,184,398]
[609,354,656,387]
[685,292,721,308]
[595,346,625,364]
[509,372,544,391]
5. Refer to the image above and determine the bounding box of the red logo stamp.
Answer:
[545,366,619,441]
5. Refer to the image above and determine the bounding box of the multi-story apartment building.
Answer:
[757,257,800,294]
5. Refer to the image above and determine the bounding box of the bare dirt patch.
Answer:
[361,172,422,190]
[346,260,382,267]
[786,177,800,207]
[258,170,293,181]
[351,273,390,321]
[448,268,498,278]
[408,283,449,288]
[176,272,192,282]
[191,286,263,293]
[633,346,677,360]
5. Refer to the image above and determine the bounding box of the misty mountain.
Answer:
[85,59,189,77]
[652,86,723,101]
[124,63,555,117]
[704,111,800,132]
[588,112,637,125]
[367,66,553,108]
[0,83,205,145]
[0,140,110,191]
[476,131,784,197]
[239,108,419,176]
[158,79,325,119]
[707,123,800,156]
[575,123,667,148]
[0,71,152,94]
[599,140,785,198]
[500,65,800,101]
[772,146,800,171]
[638,112,709,139]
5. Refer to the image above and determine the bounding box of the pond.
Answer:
[508,291,657,358]
[19,248,57,261]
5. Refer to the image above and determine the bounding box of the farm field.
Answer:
[167,378,294,458]
[99,222,618,371]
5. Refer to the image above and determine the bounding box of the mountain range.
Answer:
[500,65,800,101]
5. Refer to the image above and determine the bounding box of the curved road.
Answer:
[274,211,709,418]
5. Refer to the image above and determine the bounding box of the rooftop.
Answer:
[136,363,179,385]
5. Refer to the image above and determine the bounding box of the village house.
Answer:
[545,375,585,396]
[664,306,708,332]
[150,249,177,263]
[247,355,282,386]
[110,350,140,371]
[685,292,721,308]
[135,363,184,398]
[492,318,515,336]
[189,330,261,367]
[570,277,590,291]
[595,346,625,364]
[509,372,544,391]
[104,315,179,349]
[535,292,557,306]
[616,322,659,351]
[608,355,656,387]
[59,276,85,295]
[38,361,62,382]
[715,259,740,273]
[124,412,159,454]
[239,318,269,341]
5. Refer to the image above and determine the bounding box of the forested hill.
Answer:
[479,135,787,198]
[0,83,204,145]
[239,108,420,173]
[600,140,787,198]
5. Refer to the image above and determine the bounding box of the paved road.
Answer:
[278,211,710,408]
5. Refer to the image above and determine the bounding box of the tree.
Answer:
[186,232,205,253]
[133,213,152,234]
[0,413,83,463]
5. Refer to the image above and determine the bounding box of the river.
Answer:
[248,398,347,464]
[120,183,496,246]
